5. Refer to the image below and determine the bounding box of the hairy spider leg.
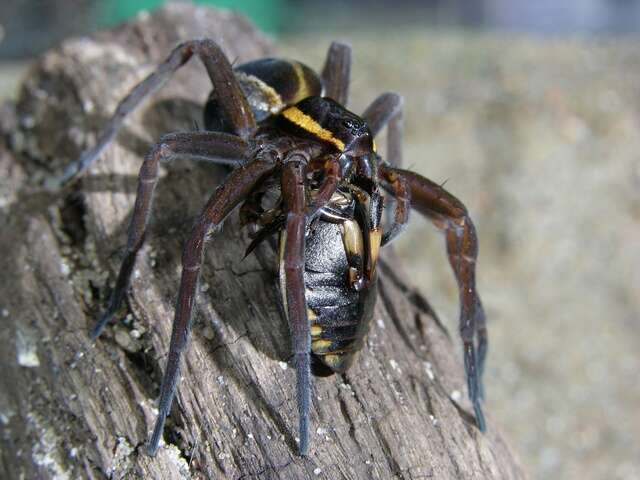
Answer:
[361,92,407,244]
[280,161,311,455]
[366,90,488,420]
[57,39,256,186]
[379,169,410,246]
[321,42,352,107]
[306,156,341,218]
[362,92,403,143]
[385,99,404,169]
[474,299,487,401]
[89,132,248,340]
[379,165,488,431]
[147,160,274,456]
[242,155,341,260]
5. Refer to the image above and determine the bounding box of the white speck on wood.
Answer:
[389,359,401,373]
[114,330,131,349]
[16,331,40,367]
[423,361,435,381]
[202,326,215,340]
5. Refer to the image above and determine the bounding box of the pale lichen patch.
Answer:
[0,408,14,425]
[110,436,134,476]
[28,412,71,480]
[162,443,192,479]
[16,330,40,367]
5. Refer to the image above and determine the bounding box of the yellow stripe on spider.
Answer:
[282,106,346,151]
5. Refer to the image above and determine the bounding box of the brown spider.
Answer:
[58,40,487,456]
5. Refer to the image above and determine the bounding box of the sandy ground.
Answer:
[2,28,639,480]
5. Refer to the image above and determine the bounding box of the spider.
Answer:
[59,39,488,456]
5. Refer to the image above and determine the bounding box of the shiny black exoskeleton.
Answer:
[303,190,378,375]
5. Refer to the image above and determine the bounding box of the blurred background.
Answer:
[1,1,639,479]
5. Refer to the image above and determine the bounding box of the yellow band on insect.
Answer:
[282,106,345,151]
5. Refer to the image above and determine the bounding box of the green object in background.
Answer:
[100,0,285,33]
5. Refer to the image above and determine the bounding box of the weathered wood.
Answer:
[0,5,525,479]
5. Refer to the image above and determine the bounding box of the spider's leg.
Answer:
[363,92,405,242]
[380,165,487,431]
[361,92,403,152]
[56,39,255,186]
[321,42,352,106]
[385,96,404,169]
[90,131,248,340]
[243,157,340,258]
[475,296,487,401]
[306,156,341,219]
[379,168,410,246]
[280,161,311,455]
[147,159,274,456]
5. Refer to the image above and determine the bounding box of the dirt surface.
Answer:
[279,31,640,480]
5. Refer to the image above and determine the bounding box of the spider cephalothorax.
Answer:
[59,40,488,456]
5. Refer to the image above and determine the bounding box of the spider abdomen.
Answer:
[204,58,322,131]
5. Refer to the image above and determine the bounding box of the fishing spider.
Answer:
[60,39,488,455]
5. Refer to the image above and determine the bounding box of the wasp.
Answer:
[59,40,488,456]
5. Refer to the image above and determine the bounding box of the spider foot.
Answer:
[464,343,486,432]
[89,310,116,342]
[473,398,487,433]
[475,301,488,402]
[295,351,311,456]
[477,340,487,402]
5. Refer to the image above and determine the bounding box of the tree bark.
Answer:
[0,5,525,479]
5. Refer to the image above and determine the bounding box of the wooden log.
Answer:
[0,5,525,479]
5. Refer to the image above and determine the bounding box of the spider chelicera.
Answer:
[58,39,488,456]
